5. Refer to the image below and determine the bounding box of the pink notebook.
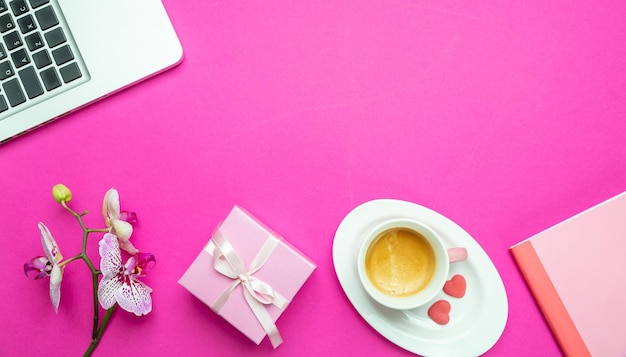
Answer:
[510,192,626,357]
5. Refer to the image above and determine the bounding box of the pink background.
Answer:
[2,1,625,356]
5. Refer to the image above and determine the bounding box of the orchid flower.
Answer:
[24,223,64,313]
[98,233,155,316]
[102,188,138,254]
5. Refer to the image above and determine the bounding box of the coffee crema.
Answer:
[364,227,436,297]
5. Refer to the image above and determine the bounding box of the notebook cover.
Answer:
[510,192,626,357]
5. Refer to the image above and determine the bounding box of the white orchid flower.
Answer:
[102,188,138,254]
[23,223,65,313]
[98,234,155,316]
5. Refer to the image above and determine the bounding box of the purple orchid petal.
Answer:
[24,265,46,279]
[124,253,156,278]
[135,253,156,275]
[24,257,52,279]
[31,256,49,269]
[119,211,138,225]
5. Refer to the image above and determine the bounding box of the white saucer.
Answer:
[332,199,508,357]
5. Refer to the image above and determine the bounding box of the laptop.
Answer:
[0,0,183,143]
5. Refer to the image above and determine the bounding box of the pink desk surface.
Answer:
[2,1,625,356]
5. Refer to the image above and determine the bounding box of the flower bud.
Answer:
[52,184,72,203]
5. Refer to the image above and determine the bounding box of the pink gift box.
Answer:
[178,206,316,347]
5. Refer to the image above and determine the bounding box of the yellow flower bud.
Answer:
[52,184,72,203]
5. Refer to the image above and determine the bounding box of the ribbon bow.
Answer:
[208,228,288,348]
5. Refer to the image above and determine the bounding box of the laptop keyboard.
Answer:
[0,0,87,118]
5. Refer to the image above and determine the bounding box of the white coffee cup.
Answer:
[357,218,467,310]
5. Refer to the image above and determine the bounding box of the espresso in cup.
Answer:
[364,227,436,297]
[357,218,467,310]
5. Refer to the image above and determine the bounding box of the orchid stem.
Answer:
[87,228,110,233]
[58,254,82,267]
[61,202,108,237]
[84,306,116,357]
[91,270,99,340]
[61,200,111,354]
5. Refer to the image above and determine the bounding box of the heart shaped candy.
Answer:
[427,300,451,325]
[443,274,466,298]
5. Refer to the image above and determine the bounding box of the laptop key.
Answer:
[25,31,43,50]
[19,66,43,98]
[59,62,80,83]
[52,44,72,65]
[3,77,25,106]
[43,26,64,47]
[0,95,8,112]
[32,48,50,68]
[0,43,6,59]
[11,47,29,68]
[4,30,22,50]
[18,14,36,34]
[10,0,29,17]
[40,66,59,90]
[0,0,7,13]
[34,5,57,30]
[0,60,14,79]
[0,13,14,33]
[28,0,48,9]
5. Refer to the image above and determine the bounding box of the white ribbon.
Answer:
[207,227,288,348]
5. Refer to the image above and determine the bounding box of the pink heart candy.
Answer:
[428,300,451,325]
[443,274,466,298]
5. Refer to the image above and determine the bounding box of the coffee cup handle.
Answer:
[448,247,468,263]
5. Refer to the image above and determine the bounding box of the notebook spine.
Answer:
[510,240,591,357]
